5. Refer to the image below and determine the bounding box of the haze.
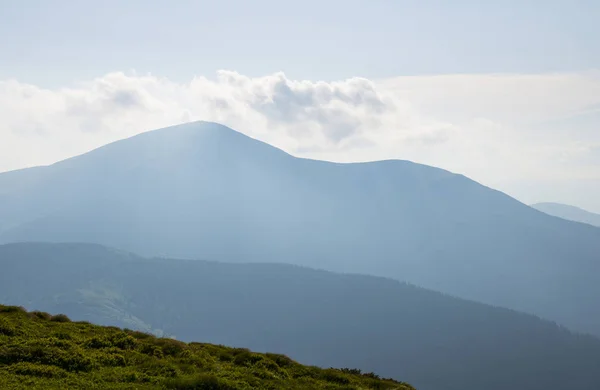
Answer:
[1,2,600,390]
[1,0,599,212]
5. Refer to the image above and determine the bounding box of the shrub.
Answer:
[232,350,263,367]
[140,343,165,358]
[126,329,155,340]
[30,311,52,320]
[214,349,234,362]
[99,353,127,367]
[0,305,26,314]
[50,348,94,372]
[86,336,113,349]
[46,336,75,349]
[113,334,138,350]
[340,368,362,375]
[289,365,319,379]
[121,370,150,383]
[265,353,294,368]
[0,343,93,372]
[153,337,186,356]
[50,314,71,323]
[165,374,240,390]
[7,362,68,378]
[86,334,136,350]
[320,368,350,385]
[53,331,73,340]
[0,318,17,336]
[254,358,280,372]
[138,357,180,377]
[363,371,381,380]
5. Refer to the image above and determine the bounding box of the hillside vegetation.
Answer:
[0,304,413,390]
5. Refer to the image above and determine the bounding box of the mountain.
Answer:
[2,243,600,390]
[0,304,413,390]
[531,202,600,227]
[1,121,600,337]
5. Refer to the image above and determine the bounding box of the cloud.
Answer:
[212,71,392,143]
[379,71,600,124]
[1,70,600,211]
[0,70,447,168]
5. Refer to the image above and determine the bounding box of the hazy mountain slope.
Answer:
[1,121,600,336]
[1,243,600,390]
[0,304,413,390]
[532,202,600,227]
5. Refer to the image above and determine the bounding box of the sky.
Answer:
[1,0,599,212]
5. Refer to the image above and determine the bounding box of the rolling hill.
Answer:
[1,242,600,390]
[0,303,413,390]
[532,202,600,227]
[0,121,599,337]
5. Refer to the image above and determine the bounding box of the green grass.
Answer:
[0,305,414,389]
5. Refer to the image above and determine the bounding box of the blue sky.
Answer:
[1,0,598,85]
[0,0,599,212]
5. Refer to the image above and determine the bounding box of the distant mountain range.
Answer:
[2,242,600,390]
[0,121,599,337]
[531,202,600,227]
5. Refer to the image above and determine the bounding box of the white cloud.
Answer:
[1,70,599,211]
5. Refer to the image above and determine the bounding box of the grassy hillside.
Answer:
[0,305,413,390]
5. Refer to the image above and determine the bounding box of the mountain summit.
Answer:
[1,121,599,336]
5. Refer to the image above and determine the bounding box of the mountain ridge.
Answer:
[532,202,600,227]
[2,242,600,390]
[1,121,599,338]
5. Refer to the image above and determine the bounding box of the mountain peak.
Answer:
[48,121,291,173]
[133,121,249,142]
[99,120,285,155]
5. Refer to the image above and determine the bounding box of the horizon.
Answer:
[1,1,599,212]
[2,118,600,214]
